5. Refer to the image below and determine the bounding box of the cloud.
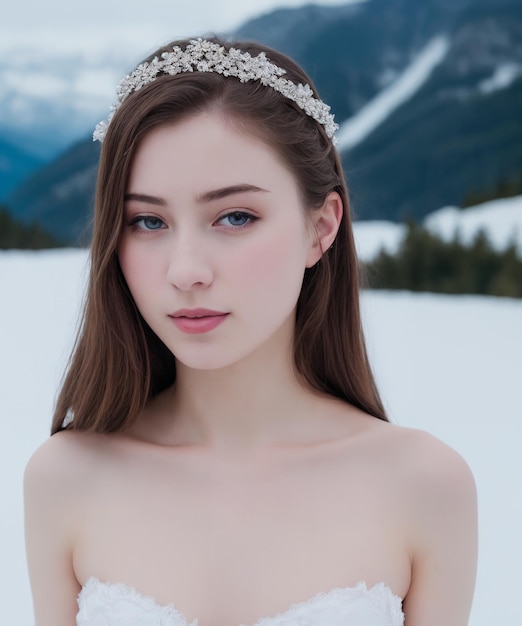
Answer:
[1,0,366,56]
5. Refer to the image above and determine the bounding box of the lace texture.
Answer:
[77,577,404,626]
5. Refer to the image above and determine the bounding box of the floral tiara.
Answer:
[93,38,338,143]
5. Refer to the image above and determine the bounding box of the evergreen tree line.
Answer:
[0,206,63,249]
[364,222,522,298]
[462,169,522,208]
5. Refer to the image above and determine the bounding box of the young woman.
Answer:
[24,37,477,626]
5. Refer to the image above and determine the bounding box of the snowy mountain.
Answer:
[345,0,522,219]
[353,194,522,262]
[2,0,522,238]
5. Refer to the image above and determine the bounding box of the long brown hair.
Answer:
[51,36,387,435]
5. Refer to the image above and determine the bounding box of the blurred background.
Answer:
[1,0,521,624]
[2,0,522,295]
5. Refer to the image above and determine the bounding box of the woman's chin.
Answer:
[173,350,244,372]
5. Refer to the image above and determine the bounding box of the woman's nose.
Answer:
[166,234,214,291]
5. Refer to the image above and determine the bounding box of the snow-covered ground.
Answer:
[1,238,521,624]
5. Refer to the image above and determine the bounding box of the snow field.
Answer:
[1,247,520,625]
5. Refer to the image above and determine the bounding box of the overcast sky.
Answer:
[1,0,364,56]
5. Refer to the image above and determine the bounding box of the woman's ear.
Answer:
[306,191,343,268]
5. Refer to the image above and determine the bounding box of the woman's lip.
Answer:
[169,312,229,334]
[170,308,228,318]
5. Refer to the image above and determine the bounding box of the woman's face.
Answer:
[118,111,322,371]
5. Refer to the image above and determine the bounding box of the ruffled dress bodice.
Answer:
[77,577,404,626]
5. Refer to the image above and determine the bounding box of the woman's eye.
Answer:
[130,216,165,230]
[217,211,257,228]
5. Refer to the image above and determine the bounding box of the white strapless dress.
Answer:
[77,577,404,626]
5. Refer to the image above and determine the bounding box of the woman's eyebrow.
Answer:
[124,192,166,206]
[196,184,269,203]
[124,184,268,207]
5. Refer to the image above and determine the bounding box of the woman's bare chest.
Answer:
[74,443,410,625]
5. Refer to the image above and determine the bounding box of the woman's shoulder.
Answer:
[367,420,474,487]
[370,422,477,527]
[381,423,474,483]
[24,430,114,499]
[322,399,475,489]
[23,431,108,560]
[26,428,109,466]
[322,400,476,503]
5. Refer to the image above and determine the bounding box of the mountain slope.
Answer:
[7,139,100,243]
[346,2,522,219]
[5,0,522,242]
[336,36,451,152]
[236,0,499,120]
[0,138,44,200]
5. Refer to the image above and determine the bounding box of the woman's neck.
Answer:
[132,320,356,454]
[169,341,316,452]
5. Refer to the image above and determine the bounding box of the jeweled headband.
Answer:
[93,38,338,143]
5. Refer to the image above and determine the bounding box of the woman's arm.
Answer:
[402,430,478,626]
[24,435,82,626]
